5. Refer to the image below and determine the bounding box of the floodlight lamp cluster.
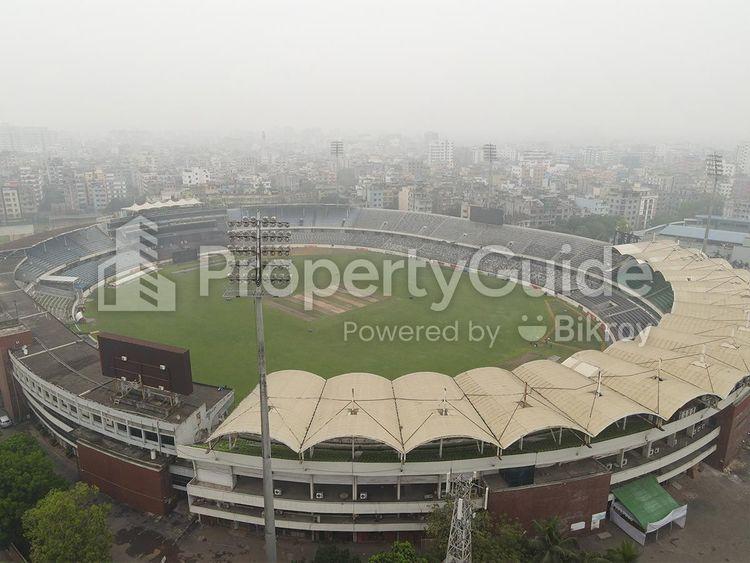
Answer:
[225,215,293,294]
[228,216,291,229]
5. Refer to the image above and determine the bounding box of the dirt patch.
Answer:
[115,526,191,563]
[267,287,388,320]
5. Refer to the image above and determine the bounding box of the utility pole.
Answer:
[702,153,723,255]
[226,212,292,562]
[445,473,475,563]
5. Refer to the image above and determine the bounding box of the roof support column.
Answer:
[309,476,314,500]
[617,449,626,468]
[397,476,401,500]
[642,441,654,458]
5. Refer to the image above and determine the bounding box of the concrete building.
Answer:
[365,185,385,209]
[1,186,23,221]
[605,186,658,230]
[736,143,750,175]
[427,140,454,166]
[66,170,128,211]
[182,167,211,186]
[398,186,432,213]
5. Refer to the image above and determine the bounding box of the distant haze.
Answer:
[1,0,748,144]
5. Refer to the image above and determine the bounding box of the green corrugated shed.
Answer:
[612,476,681,530]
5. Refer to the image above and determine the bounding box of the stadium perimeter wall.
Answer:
[709,392,750,470]
[486,471,611,535]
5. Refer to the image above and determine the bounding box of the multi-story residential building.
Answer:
[65,169,128,211]
[0,124,49,153]
[604,185,658,230]
[427,140,454,166]
[182,167,211,186]
[365,185,385,208]
[736,143,750,175]
[398,186,432,213]
[1,185,23,221]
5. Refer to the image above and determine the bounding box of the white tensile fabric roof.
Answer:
[123,198,202,212]
[208,240,750,454]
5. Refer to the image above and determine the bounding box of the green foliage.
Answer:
[0,434,66,548]
[368,541,427,563]
[650,194,723,227]
[22,482,112,563]
[313,543,360,563]
[544,215,624,241]
[426,501,529,562]
[528,517,580,563]
[605,540,640,562]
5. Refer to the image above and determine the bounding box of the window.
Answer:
[92,414,102,424]
[117,423,127,433]
[70,405,77,414]
[161,435,175,446]
[129,427,143,438]
[145,431,158,443]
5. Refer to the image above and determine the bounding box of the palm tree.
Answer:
[528,516,580,562]
[605,540,640,562]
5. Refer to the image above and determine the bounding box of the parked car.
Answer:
[0,412,12,428]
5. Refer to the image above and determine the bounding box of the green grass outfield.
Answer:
[83,250,602,401]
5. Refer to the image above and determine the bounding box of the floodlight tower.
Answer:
[445,473,475,563]
[226,212,292,563]
[702,153,724,254]
[482,143,497,192]
[331,140,345,174]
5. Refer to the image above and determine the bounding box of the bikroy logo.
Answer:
[98,216,176,312]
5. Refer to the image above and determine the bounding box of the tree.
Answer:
[605,540,640,562]
[528,517,580,562]
[650,194,724,227]
[23,482,112,563]
[426,501,528,562]
[0,434,66,549]
[368,541,427,563]
[313,543,360,563]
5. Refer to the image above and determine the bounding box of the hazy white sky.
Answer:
[1,0,748,144]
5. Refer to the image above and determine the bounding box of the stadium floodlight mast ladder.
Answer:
[702,152,724,254]
[445,472,475,563]
[225,211,292,563]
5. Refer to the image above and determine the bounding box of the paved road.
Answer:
[580,444,750,562]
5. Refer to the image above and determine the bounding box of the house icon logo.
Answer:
[97,215,176,312]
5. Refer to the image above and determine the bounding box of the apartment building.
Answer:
[182,167,211,186]
[427,140,454,166]
[604,185,658,230]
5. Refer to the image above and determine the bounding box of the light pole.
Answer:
[226,212,292,562]
[702,153,723,255]
[482,143,497,193]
